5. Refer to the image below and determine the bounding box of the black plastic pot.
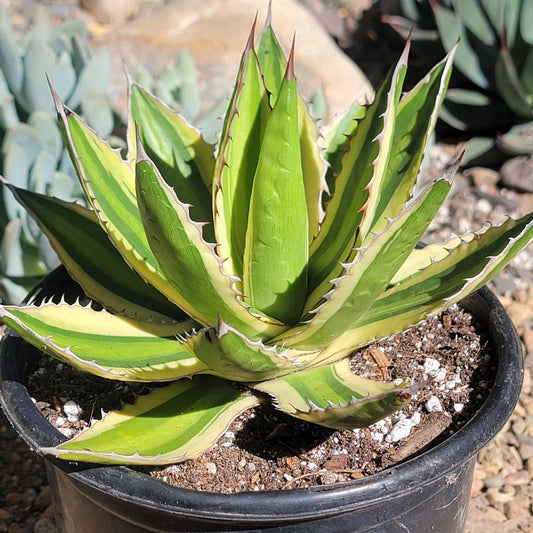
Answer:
[0,271,524,532]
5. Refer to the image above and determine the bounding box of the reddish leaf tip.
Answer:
[135,123,149,163]
[406,24,414,43]
[246,14,258,53]
[285,34,296,82]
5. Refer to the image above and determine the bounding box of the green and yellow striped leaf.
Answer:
[321,100,367,200]
[243,50,308,325]
[254,357,412,429]
[355,42,409,247]
[1,303,204,381]
[299,95,327,241]
[54,93,187,309]
[257,23,326,241]
[321,214,533,356]
[130,84,215,239]
[213,25,270,279]
[307,43,408,294]
[4,183,185,322]
[41,376,260,465]
[281,176,453,350]
[185,316,320,382]
[389,233,475,286]
[135,139,285,339]
[366,47,456,236]
[256,19,285,106]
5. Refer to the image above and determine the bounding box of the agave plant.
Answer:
[386,0,533,161]
[1,16,532,466]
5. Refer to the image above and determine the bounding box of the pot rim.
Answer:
[0,283,523,524]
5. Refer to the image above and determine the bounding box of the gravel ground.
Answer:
[0,0,532,531]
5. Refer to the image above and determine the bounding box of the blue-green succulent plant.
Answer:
[0,6,116,303]
[386,0,533,163]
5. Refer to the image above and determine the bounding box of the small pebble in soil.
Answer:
[205,462,217,475]
[426,396,443,412]
[424,358,441,377]
[63,400,81,422]
[386,417,418,443]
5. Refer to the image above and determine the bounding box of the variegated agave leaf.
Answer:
[254,358,414,429]
[1,181,185,323]
[0,11,531,465]
[0,303,203,381]
[184,315,322,382]
[41,376,261,465]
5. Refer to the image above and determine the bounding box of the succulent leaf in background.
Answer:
[386,0,533,163]
[0,5,117,303]
[131,51,229,145]
[1,15,532,466]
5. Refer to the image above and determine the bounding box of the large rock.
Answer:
[500,157,533,194]
[93,0,373,121]
[81,0,144,24]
